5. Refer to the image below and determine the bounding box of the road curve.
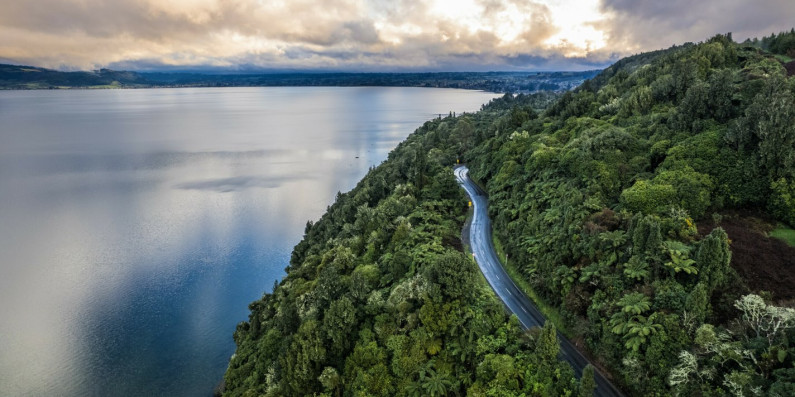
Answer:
[455,166,625,397]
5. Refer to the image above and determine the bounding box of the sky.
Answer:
[0,0,793,72]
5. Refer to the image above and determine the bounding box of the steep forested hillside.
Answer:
[222,92,590,397]
[224,33,795,396]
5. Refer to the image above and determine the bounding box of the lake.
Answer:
[0,87,499,396]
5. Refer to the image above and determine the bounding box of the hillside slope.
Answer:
[222,93,589,396]
[0,64,150,89]
[466,33,795,395]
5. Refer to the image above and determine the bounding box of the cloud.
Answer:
[0,0,792,71]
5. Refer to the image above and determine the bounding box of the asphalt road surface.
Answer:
[455,166,625,397]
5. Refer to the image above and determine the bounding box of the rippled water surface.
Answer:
[0,87,499,396]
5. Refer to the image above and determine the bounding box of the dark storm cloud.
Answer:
[600,0,795,50]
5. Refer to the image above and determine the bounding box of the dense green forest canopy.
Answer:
[222,92,586,397]
[224,32,795,396]
[467,33,795,396]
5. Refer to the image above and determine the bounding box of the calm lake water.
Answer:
[0,87,499,396]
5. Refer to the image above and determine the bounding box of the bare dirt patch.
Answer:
[785,60,795,77]
[698,211,795,302]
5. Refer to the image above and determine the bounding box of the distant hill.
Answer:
[0,63,599,93]
[140,70,600,93]
[0,64,152,89]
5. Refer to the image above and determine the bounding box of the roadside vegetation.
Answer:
[224,30,795,396]
[771,226,795,247]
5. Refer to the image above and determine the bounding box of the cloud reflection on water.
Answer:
[176,174,314,192]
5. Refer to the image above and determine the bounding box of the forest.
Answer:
[223,31,795,396]
[221,91,587,396]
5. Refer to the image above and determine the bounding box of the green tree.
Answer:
[653,167,714,218]
[770,368,795,397]
[769,178,795,226]
[621,181,677,215]
[734,294,795,345]
[276,295,300,334]
[554,265,577,297]
[623,256,650,282]
[610,293,662,352]
[729,76,795,180]
[344,340,394,397]
[281,319,327,394]
[476,354,521,391]
[617,292,652,315]
[319,367,342,397]
[754,78,795,180]
[695,228,731,293]
[579,364,597,397]
[674,80,710,132]
[422,251,477,300]
[685,282,709,326]
[324,297,357,356]
[421,368,454,397]
[631,215,663,260]
[662,240,698,275]
[536,321,560,363]
[624,313,663,352]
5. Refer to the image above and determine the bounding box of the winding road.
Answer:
[455,166,625,397]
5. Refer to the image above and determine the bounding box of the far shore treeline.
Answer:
[0,65,597,93]
[222,29,795,396]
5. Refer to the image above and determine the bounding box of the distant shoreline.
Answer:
[0,84,565,93]
[0,64,600,93]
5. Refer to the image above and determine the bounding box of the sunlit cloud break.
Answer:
[0,0,793,71]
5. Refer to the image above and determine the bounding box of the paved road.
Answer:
[455,166,625,397]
